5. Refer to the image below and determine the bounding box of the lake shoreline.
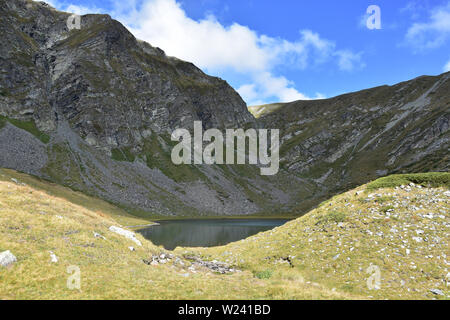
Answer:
[137,218,291,250]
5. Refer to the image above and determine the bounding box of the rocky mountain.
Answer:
[259,72,449,212]
[0,0,297,217]
[0,0,448,217]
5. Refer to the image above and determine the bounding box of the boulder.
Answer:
[0,250,17,267]
[109,226,142,246]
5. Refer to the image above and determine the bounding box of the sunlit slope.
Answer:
[0,168,349,299]
[189,173,450,300]
[248,103,286,118]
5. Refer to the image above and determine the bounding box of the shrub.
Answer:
[111,148,135,162]
[366,173,450,190]
[254,270,273,279]
[380,205,394,213]
[316,211,346,224]
[0,116,50,143]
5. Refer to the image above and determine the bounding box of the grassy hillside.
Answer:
[0,168,348,299]
[186,173,450,300]
[0,168,448,299]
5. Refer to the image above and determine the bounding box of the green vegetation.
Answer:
[316,211,346,224]
[43,143,84,187]
[254,270,273,279]
[366,172,450,190]
[175,76,216,94]
[59,23,109,49]
[0,115,50,143]
[142,134,207,183]
[380,205,395,214]
[111,147,135,162]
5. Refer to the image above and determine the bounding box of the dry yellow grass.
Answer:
[0,168,350,299]
[1,168,447,300]
[189,182,449,300]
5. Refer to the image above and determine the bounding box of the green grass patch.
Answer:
[111,147,135,162]
[316,211,346,224]
[254,270,273,279]
[380,205,395,213]
[366,172,450,190]
[143,134,207,183]
[376,196,394,204]
[0,116,50,143]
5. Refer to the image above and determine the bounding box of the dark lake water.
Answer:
[137,219,289,250]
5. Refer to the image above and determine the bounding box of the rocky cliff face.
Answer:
[0,0,448,217]
[0,0,294,216]
[259,72,449,212]
[0,0,254,149]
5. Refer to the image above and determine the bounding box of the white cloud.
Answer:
[334,50,365,71]
[405,2,450,50]
[41,0,102,15]
[400,1,426,20]
[42,0,362,104]
[237,72,313,104]
[444,59,450,72]
[117,0,363,104]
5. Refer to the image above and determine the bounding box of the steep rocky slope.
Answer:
[259,72,450,213]
[0,0,299,216]
[0,0,448,217]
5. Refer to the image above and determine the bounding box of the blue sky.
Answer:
[44,0,450,105]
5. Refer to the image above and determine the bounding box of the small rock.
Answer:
[430,289,444,296]
[0,250,17,267]
[128,246,135,251]
[109,226,142,246]
[93,232,106,240]
[49,251,58,263]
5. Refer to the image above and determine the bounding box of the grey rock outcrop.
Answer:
[0,250,17,267]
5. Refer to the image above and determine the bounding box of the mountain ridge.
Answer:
[0,0,448,218]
